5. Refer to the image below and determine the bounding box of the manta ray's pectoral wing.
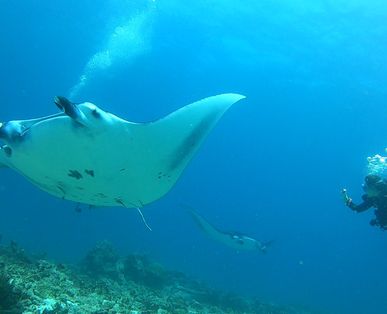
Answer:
[185,205,229,242]
[118,93,246,206]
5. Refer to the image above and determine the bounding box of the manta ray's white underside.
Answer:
[0,94,245,208]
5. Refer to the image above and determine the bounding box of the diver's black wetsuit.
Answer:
[347,181,387,230]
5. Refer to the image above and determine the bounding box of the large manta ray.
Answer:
[0,94,245,209]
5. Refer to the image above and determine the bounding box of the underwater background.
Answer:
[1,0,387,313]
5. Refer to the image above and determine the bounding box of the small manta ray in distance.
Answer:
[186,205,272,252]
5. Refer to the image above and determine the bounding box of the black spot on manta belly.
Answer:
[68,170,83,180]
[157,171,171,180]
[84,169,95,177]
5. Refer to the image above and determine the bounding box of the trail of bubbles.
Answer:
[69,6,155,100]
[367,153,387,178]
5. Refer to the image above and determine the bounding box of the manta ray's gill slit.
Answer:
[40,176,66,197]
[55,181,68,195]
[28,175,55,194]
[115,198,125,206]
[68,170,83,180]
[95,192,107,199]
[56,185,66,198]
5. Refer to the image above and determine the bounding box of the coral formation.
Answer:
[0,272,21,312]
[0,240,319,314]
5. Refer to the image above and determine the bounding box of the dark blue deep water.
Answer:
[1,1,387,313]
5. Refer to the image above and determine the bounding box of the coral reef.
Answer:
[81,241,121,279]
[0,241,319,314]
[0,272,22,313]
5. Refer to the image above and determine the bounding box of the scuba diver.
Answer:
[342,174,387,230]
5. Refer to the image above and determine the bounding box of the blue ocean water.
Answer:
[1,0,387,313]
